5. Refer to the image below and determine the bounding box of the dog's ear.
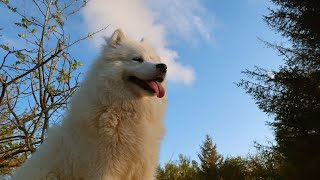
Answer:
[108,29,126,48]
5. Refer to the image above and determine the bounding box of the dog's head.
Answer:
[96,29,167,99]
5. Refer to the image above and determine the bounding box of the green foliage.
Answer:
[198,135,222,180]
[0,0,10,4]
[157,155,200,180]
[0,0,96,173]
[158,136,283,180]
[219,157,247,180]
[0,43,10,51]
[15,51,26,61]
[246,144,284,180]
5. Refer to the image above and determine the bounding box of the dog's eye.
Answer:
[132,57,143,63]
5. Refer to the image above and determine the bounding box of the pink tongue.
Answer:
[146,81,165,98]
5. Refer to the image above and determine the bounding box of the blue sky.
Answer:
[160,0,283,163]
[0,0,284,165]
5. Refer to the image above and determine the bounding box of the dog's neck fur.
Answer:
[62,80,165,178]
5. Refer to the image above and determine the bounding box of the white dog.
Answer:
[11,29,167,180]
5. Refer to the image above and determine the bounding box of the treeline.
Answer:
[157,135,282,180]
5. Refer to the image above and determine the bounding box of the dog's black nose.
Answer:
[156,63,167,73]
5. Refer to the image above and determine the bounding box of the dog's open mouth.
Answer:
[129,76,165,98]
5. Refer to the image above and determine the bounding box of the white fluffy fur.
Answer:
[11,29,167,180]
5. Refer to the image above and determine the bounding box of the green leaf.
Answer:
[0,44,10,51]
[0,0,10,4]
[18,33,25,38]
[15,22,28,29]
[47,85,55,94]
[15,51,26,61]
[57,76,63,83]
[6,4,17,12]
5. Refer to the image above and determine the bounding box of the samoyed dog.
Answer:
[11,29,167,180]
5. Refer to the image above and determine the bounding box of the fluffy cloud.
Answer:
[82,0,213,85]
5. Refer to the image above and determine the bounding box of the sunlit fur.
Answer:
[11,29,167,180]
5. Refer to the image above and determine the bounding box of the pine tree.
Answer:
[198,135,222,180]
[238,0,320,179]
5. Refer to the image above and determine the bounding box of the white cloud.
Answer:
[82,0,213,85]
[147,0,213,43]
